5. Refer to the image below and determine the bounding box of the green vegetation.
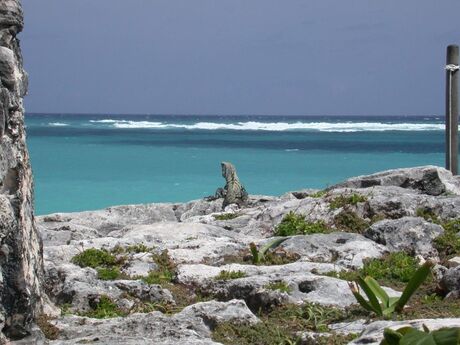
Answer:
[83,295,126,319]
[212,303,362,345]
[329,194,368,210]
[214,213,240,221]
[380,326,460,345]
[275,212,331,236]
[37,315,60,340]
[325,252,421,285]
[249,238,289,264]
[142,250,176,285]
[310,190,327,198]
[434,219,460,260]
[125,243,154,253]
[361,252,420,283]
[142,270,174,285]
[111,243,155,254]
[71,248,117,269]
[265,281,291,293]
[333,210,369,233]
[349,261,433,317]
[416,208,440,223]
[214,270,247,281]
[97,267,121,281]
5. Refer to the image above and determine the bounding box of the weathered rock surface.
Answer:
[440,266,460,296]
[32,166,460,344]
[177,262,400,310]
[365,217,444,258]
[0,1,46,341]
[47,300,257,345]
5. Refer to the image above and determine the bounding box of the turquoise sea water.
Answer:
[26,114,449,215]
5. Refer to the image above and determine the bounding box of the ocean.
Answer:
[25,114,449,215]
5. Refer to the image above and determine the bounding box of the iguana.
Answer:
[210,162,248,209]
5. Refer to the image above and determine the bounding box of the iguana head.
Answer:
[221,162,236,181]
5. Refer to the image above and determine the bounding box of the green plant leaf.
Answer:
[399,327,460,345]
[259,237,288,257]
[388,297,400,307]
[381,328,404,345]
[431,328,460,345]
[365,276,390,307]
[395,261,433,313]
[350,290,378,314]
[357,276,383,316]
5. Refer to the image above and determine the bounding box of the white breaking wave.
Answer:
[89,119,445,132]
[48,122,69,127]
[89,119,124,124]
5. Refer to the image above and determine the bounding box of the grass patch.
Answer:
[329,194,367,210]
[265,281,291,293]
[82,295,126,319]
[214,270,247,281]
[212,303,363,345]
[333,210,369,233]
[403,289,460,319]
[37,315,60,340]
[275,212,331,236]
[142,270,174,285]
[214,213,240,221]
[97,267,121,281]
[71,248,117,269]
[141,250,176,285]
[434,219,460,260]
[325,252,420,285]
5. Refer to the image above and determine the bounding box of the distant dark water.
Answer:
[26,114,449,215]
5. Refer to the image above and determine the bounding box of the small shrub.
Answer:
[265,281,291,293]
[97,267,121,281]
[275,212,331,236]
[71,248,116,269]
[214,270,246,281]
[84,295,126,319]
[334,210,369,233]
[214,213,240,221]
[125,243,153,253]
[329,193,367,210]
[435,219,460,259]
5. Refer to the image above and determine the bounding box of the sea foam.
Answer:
[89,119,445,132]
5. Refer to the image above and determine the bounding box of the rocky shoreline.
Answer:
[22,165,460,344]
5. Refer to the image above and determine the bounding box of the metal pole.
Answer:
[446,45,459,175]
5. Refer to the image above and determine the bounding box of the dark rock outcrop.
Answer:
[332,166,460,196]
[0,0,45,341]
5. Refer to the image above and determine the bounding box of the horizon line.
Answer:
[24,112,441,117]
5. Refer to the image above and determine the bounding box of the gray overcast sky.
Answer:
[21,0,460,115]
